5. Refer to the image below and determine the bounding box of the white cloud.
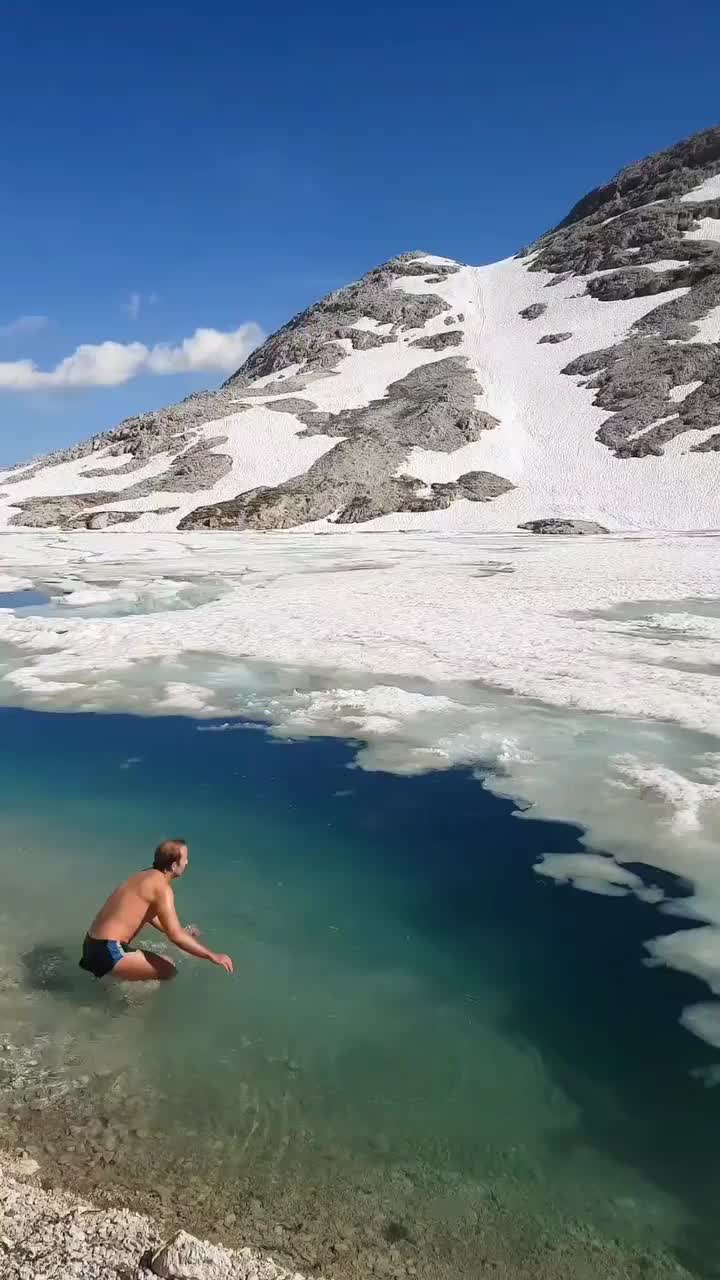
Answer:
[124,292,143,320]
[0,314,49,338]
[0,323,264,391]
[123,291,159,319]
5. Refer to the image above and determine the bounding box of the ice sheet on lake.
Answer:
[0,528,719,1047]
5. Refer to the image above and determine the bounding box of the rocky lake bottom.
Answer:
[1,706,719,1279]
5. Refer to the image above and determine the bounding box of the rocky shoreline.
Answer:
[0,952,703,1279]
[0,1149,311,1280]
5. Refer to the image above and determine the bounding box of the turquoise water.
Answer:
[0,707,717,1278]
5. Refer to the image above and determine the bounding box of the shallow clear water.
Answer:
[0,708,718,1277]
[0,577,226,619]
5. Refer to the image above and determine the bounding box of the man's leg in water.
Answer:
[112,950,177,982]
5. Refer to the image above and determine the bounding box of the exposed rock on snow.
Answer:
[563,335,719,457]
[9,492,119,528]
[290,358,491,449]
[225,254,450,390]
[519,302,547,320]
[81,510,141,529]
[18,388,243,475]
[9,447,233,527]
[179,358,508,530]
[128,449,233,497]
[529,126,720,460]
[332,327,394,351]
[409,330,463,349]
[518,518,609,535]
[537,332,573,344]
[692,431,720,451]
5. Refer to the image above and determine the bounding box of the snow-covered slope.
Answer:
[2,127,719,532]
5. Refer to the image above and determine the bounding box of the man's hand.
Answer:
[211,952,234,974]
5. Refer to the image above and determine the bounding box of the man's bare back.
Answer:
[79,839,233,983]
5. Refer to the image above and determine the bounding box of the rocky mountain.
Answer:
[1,126,719,532]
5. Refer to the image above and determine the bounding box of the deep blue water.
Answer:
[0,589,50,608]
[0,706,718,1275]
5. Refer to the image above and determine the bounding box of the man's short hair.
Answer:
[153,838,187,872]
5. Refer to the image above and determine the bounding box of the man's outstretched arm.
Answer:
[148,914,199,938]
[154,887,233,973]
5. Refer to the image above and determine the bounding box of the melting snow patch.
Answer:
[688,304,720,343]
[668,381,703,403]
[681,174,720,202]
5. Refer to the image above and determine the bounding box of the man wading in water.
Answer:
[79,839,234,982]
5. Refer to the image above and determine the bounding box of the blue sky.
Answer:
[1,0,718,463]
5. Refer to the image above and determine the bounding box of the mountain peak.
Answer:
[1,127,718,533]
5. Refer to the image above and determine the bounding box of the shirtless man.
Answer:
[79,838,233,982]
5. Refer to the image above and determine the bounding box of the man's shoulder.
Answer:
[134,869,170,899]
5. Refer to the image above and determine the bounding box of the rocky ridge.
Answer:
[526,126,720,457]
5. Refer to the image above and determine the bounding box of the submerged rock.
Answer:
[5,1153,40,1178]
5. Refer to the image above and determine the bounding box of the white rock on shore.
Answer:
[0,1153,312,1280]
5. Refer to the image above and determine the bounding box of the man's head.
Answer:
[153,838,189,878]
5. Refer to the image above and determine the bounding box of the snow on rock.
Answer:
[681,173,720,202]
[1,128,718,532]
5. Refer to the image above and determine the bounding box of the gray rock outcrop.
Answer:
[128,448,233,497]
[410,330,463,350]
[224,254,453,391]
[563,336,719,456]
[81,510,141,530]
[2,463,46,486]
[519,519,609,535]
[519,302,547,320]
[180,358,511,530]
[538,332,573,344]
[8,440,233,526]
[549,127,720,230]
[17,387,244,478]
[529,125,720,456]
[8,491,119,528]
[333,326,395,351]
